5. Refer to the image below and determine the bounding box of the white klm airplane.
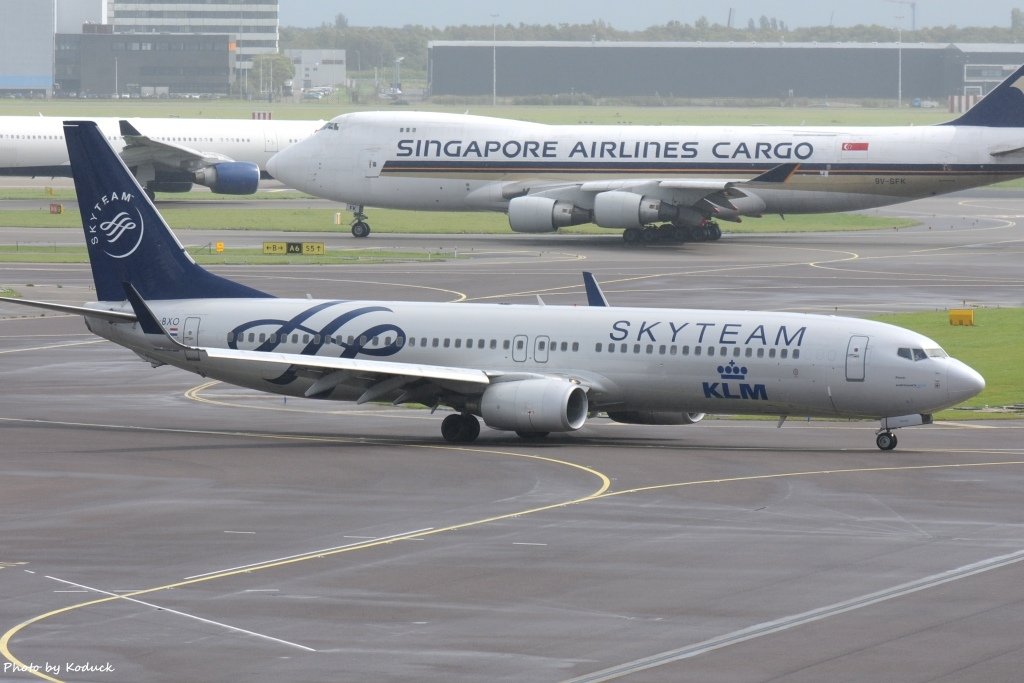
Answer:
[268,64,1024,243]
[0,115,323,195]
[0,121,985,450]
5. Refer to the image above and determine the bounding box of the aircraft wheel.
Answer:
[640,228,658,244]
[670,225,689,242]
[515,430,550,440]
[351,221,371,238]
[875,431,898,451]
[708,223,722,240]
[689,226,708,242]
[622,228,642,245]
[441,413,480,443]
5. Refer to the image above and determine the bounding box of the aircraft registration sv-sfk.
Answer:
[0,122,985,450]
[268,63,1024,243]
[0,115,323,196]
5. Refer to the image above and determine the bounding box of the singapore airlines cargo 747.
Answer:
[0,115,322,195]
[0,121,985,450]
[269,64,1024,243]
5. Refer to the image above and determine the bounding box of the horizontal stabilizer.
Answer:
[0,296,136,322]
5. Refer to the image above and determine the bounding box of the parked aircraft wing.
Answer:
[118,120,261,194]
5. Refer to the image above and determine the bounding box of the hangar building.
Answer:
[427,41,1024,101]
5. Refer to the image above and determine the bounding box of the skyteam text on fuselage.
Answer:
[0,115,323,196]
[267,63,1024,244]
[0,121,986,450]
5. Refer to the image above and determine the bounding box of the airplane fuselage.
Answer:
[271,111,1024,216]
[87,298,980,421]
[0,115,321,179]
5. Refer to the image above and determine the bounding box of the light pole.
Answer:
[393,56,404,94]
[491,14,499,106]
[897,26,902,108]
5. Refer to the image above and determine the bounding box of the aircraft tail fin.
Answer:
[943,64,1024,128]
[63,120,271,301]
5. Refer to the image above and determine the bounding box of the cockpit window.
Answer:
[319,121,341,131]
[898,347,946,361]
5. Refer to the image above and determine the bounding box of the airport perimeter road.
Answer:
[1,195,1022,682]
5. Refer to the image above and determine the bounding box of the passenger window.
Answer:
[757,348,764,358]
[769,348,777,358]
[572,342,579,352]
[503,340,510,350]
[633,344,640,353]
[432,338,439,348]
[596,343,603,352]
[793,349,800,359]
[444,338,451,348]
[745,348,752,357]
[780,349,788,359]
[646,344,654,354]
[620,343,628,353]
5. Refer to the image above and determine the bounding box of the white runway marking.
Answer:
[564,548,1024,682]
[45,575,316,652]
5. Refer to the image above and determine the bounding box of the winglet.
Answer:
[582,272,610,307]
[751,163,800,184]
[118,119,142,137]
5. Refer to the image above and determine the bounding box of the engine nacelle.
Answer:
[192,161,261,195]
[508,196,591,233]
[480,379,589,432]
[606,410,706,425]
[593,191,668,229]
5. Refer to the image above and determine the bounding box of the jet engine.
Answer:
[507,196,591,233]
[480,379,589,432]
[592,191,704,229]
[606,410,705,425]
[192,161,262,195]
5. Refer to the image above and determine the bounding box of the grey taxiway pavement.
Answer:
[1,192,1023,682]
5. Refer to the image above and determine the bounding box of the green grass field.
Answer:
[0,201,916,235]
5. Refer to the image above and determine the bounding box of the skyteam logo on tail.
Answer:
[87,191,144,259]
[702,360,768,401]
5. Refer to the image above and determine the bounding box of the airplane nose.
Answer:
[947,360,986,404]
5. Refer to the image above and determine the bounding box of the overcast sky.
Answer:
[279,1,1024,30]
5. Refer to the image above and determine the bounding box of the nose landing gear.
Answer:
[875,431,898,451]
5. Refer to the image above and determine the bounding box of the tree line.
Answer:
[280,11,1024,75]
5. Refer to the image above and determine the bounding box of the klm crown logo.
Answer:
[718,360,747,380]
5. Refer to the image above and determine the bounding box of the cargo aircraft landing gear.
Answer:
[350,206,371,238]
[621,220,721,245]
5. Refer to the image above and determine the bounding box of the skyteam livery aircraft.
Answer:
[268,64,1024,243]
[0,121,985,450]
[0,115,322,196]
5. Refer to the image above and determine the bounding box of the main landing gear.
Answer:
[441,413,480,443]
[439,414,551,443]
[621,220,722,246]
[350,206,371,238]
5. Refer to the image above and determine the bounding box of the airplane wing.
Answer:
[118,119,233,173]
[117,120,260,194]
[516,163,799,225]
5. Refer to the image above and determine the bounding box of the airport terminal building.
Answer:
[427,41,1024,102]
